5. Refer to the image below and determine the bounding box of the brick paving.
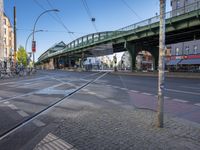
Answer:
[34,82,200,150]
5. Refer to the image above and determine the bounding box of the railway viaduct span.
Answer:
[38,2,200,70]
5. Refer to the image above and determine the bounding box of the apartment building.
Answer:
[0,14,14,61]
[3,13,14,62]
[167,0,200,71]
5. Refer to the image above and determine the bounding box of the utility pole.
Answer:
[0,0,4,62]
[157,0,166,128]
[13,6,17,66]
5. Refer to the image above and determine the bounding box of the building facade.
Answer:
[0,13,14,66]
[167,0,200,72]
[3,13,14,62]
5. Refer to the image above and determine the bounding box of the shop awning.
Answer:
[166,59,181,65]
[179,58,200,65]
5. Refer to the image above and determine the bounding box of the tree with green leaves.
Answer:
[17,46,27,66]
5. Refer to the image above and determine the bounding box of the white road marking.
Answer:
[107,99,121,105]
[0,76,48,86]
[120,88,128,90]
[20,82,41,88]
[3,101,10,104]
[194,103,200,107]
[181,86,200,90]
[17,110,29,117]
[166,88,200,96]
[141,93,152,96]
[173,99,188,103]
[33,119,46,127]
[113,86,120,88]
[82,89,89,92]
[0,82,68,103]
[164,96,170,99]
[130,90,139,93]
[0,93,34,103]
[87,91,96,95]
[98,95,107,98]
[8,104,18,110]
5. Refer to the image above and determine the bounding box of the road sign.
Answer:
[32,41,36,52]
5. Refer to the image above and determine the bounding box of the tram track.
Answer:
[0,72,108,141]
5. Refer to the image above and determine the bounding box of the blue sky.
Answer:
[4,0,171,61]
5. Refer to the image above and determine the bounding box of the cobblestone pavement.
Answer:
[34,81,200,150]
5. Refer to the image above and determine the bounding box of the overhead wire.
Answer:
[33,0,74,40]
[120,0,142,20]
[17,28,90,35]
[46,0,75,37]
[81,0,98,32]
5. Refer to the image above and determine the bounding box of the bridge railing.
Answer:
[40,1,200,61]
[116,1,200,33]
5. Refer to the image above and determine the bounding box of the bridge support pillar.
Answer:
[124,42,137,72]
[68,56,72,68]
[150,46,159,71]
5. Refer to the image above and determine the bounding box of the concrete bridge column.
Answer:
[124,42,137,72]
[149,46,159,71]
[53,58,58,69]
[68,56,72,68]
[49,58,54,70]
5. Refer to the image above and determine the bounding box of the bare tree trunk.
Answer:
[157,0,166,128]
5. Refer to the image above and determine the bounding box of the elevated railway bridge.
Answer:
[38,2,200,70]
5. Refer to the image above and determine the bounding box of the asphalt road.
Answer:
[0,70,199,150]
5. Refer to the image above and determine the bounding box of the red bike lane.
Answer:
[128,91,200,124]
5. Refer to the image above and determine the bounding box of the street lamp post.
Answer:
[25,30,43,67]
[25,30,43,52]
[32,9,59,67]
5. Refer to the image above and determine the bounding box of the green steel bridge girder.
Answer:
[39,7,200,63]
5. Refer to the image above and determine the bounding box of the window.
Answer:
[185,46,189,55]
[193,45,197,54]
[176,0,181,8]
[9,40,12,46]
[4,28,6,35]
[4,38,6,45]
[4,19,6,25]
[175,47,179,55]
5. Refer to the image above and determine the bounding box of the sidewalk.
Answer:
[33,81,200,150]
[112,71,200,79]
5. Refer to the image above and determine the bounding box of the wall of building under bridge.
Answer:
[125,42,159,71]
[39,58,54,70]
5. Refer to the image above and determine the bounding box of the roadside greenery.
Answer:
[17,46,27,66]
